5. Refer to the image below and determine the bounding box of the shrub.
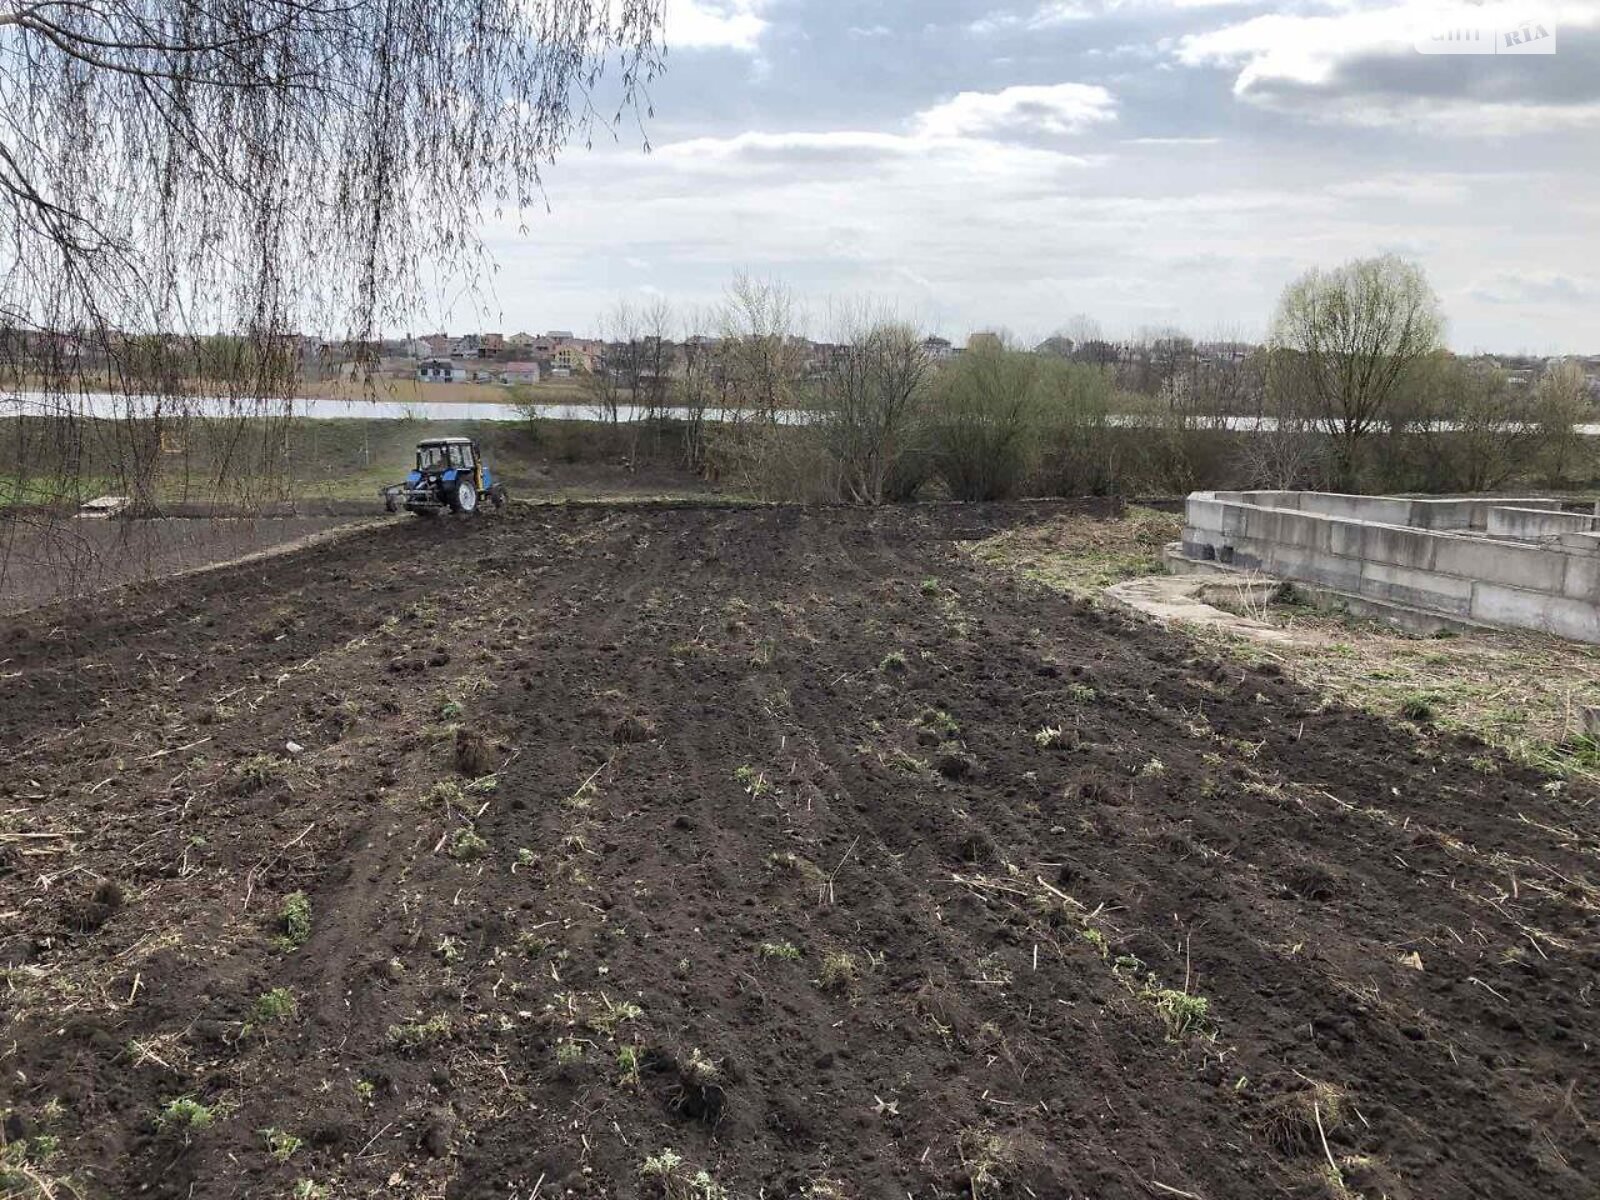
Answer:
[277,891,312,950]
[1399,694,1435,723]
[925,338,1044,501]
[158,1096,214,1132]
[252,987,297,1023]
[1030,360,1121,495]
[233,753,285,795]
[387,1013,452,1051]
[817,951,858,991]
[262,1127,303,1163]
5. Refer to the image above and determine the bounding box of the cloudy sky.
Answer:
[456,0,1599,353]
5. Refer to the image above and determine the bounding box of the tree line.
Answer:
[564,258,1597,502]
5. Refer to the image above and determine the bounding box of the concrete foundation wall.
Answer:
[1182,491,1600,642]
[1209,491,1566,533]
[1486,506,1596,541]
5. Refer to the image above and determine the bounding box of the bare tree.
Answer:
[675,310,718,473]
[1269,254,1444,490]
[635,296,676,422]
[818,304,931,505]
[717,273,806,422]
[585,300,643,425]
[1061,313,1103,349]
[0,0,664,512]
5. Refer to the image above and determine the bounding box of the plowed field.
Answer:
[2,503,1596,1200]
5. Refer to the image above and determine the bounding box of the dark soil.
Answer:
[1,501,1596,1200]
[0,514,370,611]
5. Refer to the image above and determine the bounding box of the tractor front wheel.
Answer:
[451,481,478,514]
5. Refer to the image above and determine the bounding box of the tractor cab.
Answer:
[381,436,508,515]
[417,438,477,480]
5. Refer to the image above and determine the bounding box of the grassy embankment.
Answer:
[0,413,706,508]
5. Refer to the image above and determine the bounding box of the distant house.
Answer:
[479,333,504,357]
[499,361,541,384]
[922,336,955,361]
[450,335,479,358]
[806,341,845,377]
[417,358,464,382]
[552,344,593,373]
[425,333,451,357]
[507,331,536,351]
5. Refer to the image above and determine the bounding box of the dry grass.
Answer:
[971,508,1600,784]
[1191,615,1600,781]
[968,506,1181,597]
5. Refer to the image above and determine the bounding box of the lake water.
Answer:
[0,392,816,425]
[3,391,1597,435]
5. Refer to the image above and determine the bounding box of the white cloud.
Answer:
[1471,271,1599,305]
[1176,7,1416,88]
[913,83,1118,138]
[651,128,1106,173]
[1028,1,1097,26]
[1174,1,1600,132]
[1322,98,1600,134]
[667,0,771,52]
[1327,173,1471,203]
[967,2,1094,35]
[1178,2,1599,86]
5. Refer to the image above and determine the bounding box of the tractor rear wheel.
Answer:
[451,481,478,514]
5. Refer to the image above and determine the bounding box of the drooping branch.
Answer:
[0,0,664,356]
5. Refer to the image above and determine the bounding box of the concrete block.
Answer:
[1557,531,1600,554]
[1405,498,1481,531]
[1487,506,1595,541]
[1263,545,1363,593]
[1361,523,1437,571]
[1242,507,1324,551]
[1299,493,1412,526]
[1361,560,1473,615]
[1328,519,1367,559]
[1180,528,1222,559]
[1561,552,1600,602]
[1433,536,1564,593]
[1469,498,1564,530]
[1471,582,1600,642]
[1184,497,1228,536]
[1233,490,1295,510]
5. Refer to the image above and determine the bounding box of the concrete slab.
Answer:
[1104,574,1302,645]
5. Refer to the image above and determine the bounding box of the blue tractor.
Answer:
[381,437,509,515]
